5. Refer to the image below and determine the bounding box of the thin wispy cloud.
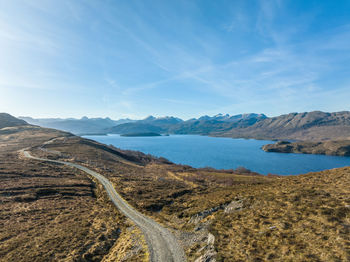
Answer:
[0,0,349,118]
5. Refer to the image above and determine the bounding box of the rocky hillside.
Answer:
[0,113,28,129]
[218,111,350,141]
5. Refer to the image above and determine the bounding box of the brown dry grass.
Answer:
[40,135,350,261]
[2,128,349,261]
[210,168,350,261]
[0,129,147,262]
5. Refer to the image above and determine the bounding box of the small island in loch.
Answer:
[262,140,350,156]
[120,132,162,137]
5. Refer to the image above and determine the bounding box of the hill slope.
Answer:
[5,128,348,261]
[0,113,28,129]
[1,123,349,261]
[219,111,350,140]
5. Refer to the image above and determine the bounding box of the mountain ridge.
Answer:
[219,111,350,141]
[16,111,350,141]
[107,111,350,141]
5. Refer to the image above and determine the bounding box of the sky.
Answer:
[0,0,350,120]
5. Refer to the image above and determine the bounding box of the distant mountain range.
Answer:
[106,111,350,141]
[14,111,350,141]
[19,116,134,135]
[107,116,184,134]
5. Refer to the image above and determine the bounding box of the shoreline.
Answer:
[82,134,350,176]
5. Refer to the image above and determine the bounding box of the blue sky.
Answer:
[0,0,350,119]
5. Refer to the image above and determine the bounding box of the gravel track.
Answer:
[21,149,186,262]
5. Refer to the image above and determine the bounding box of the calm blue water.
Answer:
[83,134,350,175]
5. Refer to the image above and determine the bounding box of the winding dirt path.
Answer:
[20,149,186,262]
